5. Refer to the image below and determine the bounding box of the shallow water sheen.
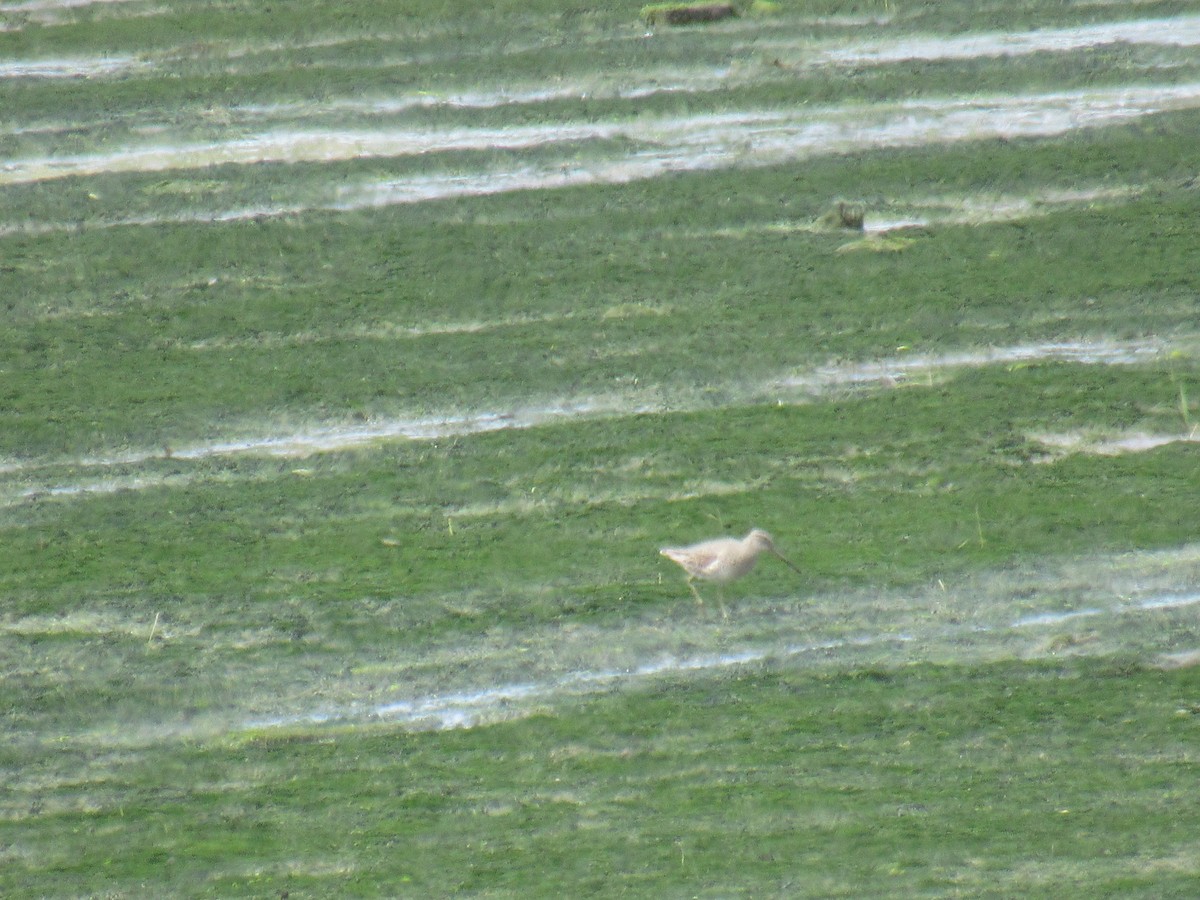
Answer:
[5,83,1200,195]
[0,336,1174,483]
[812,15,1200,65]
[248,576,1200,734]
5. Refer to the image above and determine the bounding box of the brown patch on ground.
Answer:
[644,3,737,26]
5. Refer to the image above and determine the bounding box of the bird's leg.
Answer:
[717,588,729,620]
[686,577,706,606]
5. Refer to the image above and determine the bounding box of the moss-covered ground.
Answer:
[3,0,1199,895]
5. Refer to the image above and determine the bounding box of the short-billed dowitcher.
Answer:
[659,528,803,615]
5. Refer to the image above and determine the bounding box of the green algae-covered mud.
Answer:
[2,0,1199,895]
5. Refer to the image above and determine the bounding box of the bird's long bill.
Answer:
[770,549,805,575]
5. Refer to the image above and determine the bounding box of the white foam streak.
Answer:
[0,54,146,78]
[5,83,1200,191]
[815,15,1200,65]
[1138,593,1200,612]
[1011,608,1104,628]
[163,401,610,459]
[251,589,1198,734]
[258,632,917,732]
[775,339,1162,392]
[0,337,1168,484]
[1032,430,1200,458]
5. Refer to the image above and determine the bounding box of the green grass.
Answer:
[4,364,1199,602]
[5,660,1199,897]
[3,0,1200,895]
[4,158,1200,457]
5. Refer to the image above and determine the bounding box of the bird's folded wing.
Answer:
[661,547,720,574]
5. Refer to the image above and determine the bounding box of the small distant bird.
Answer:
[659,528,803,616]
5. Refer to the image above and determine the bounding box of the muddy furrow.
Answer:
[242,550,1200,734]
[0,336,1182,497]
[7,83,1200,190]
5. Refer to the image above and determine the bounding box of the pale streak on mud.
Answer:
[771,338,1164,393]
[7,13,1194,86]
[17,546,1199,746]
[811,15,1200,65]
[442,477,768,522]
[683,184,1149,239]
[0,336,1169,488]
[173,305,664,352]
[1030,429,1200,459]
[0,54,147,78]
[8,176,1159,241]
[0,0,144,10]
[235,65,740,119]
[863,185,1147,234]
[2,469,236,507]
[248,552,1200,733]
[4,82,1200,193]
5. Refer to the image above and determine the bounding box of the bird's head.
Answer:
[746,528,775,550]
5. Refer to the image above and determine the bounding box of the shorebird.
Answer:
[659,528,803,616]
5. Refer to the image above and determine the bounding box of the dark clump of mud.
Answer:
[816,201,866,231]
[643,3,738,26]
